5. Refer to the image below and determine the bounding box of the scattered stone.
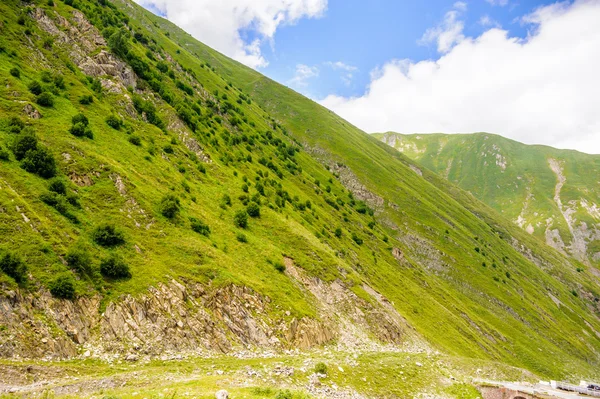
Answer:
[23,103,42,119]
[215,389,228,399]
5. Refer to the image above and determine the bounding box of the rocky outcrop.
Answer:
[303,144,384,211]
[0,256,422,359]
[548,158,600,265]
[31,8,136,92]
[283,258,423,352]
[22,104,42,119]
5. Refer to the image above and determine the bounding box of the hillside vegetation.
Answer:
[375,132,600,267]
[0,0,599,388]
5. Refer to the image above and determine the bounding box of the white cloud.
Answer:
[321,0,600,154]
[453,1,468,11]
[325,61,358,85]
[478,14,500,27]
[134,0,327,68]
[325,61,358,72]
[288,64,319,87]
[418,2,467,53]
[485,0,509,6]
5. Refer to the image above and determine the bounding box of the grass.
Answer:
[0,0,598,383]
[0,351,538,399]
[374,132,600,266]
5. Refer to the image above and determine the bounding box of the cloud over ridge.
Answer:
[134,0,327,69]
[321,0,600,153]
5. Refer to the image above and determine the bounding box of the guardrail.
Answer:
[556,382,600,397]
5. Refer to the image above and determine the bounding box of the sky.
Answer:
[133,0,600,154]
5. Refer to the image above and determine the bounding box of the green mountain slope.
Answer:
[374,132,600,267]
[0,0,598,381]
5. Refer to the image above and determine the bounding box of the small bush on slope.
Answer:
[92,224,126,247]
[0,251,27,283]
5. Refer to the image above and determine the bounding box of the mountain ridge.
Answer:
[0,0,598,390]
[374,131,600,267]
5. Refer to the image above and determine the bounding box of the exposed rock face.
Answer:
[547,158,600,265]
[31,8,136,91]
[303,144,384,211]
[283,258,423,352]
[22,104,42,119]
[0,266,417,359]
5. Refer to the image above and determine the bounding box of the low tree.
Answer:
[92,223,125,247]
[21,146,57,178]
[246,202,260,218]
[49,274,76,299]
[66,247,93,275]
[0,251,27,283]
[233,210,248,228]
[100,254,131,279]
[12,132,38,160]
[159,194,181,219]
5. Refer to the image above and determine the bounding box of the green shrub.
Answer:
[0,148,9,161]
[21,146,57,178]
[53,75,65,90]
[107,28,130,58]
[28,80,43,95]
[128,135,141,146]
[8,116,25,133]
[163,145,174,154]
[41,71,53,83]
[66,248,93,275]
[69,122,93,139]
[100,254,131,279]
[9,67,20,78]
[36,92,54,107]
[92,224,125,247]
[78,95,94,105]
[221,194,232,207]
[190,217,210,236]
[105,115,123,130]
[65,193,80,207]
[314,362,328,375]
[275,390,292,399]
[351,233,363,245]
[0,251,27,283]
[159,194,181,219]
[274,261,285,273]
[40,192,68,214]
[72,113,89,126]
[49,274,76,299]
[334,228,342,238]
[48,178,67,195]
[236,232,247,243]
[12,132,38,160]
[246,202,260,218]
[233,210,248,228]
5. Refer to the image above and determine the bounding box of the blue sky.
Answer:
[259,0,557,99]
[135,0,600,153]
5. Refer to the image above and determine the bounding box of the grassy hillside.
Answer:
[0,0,598,381]
[375,132,600,267]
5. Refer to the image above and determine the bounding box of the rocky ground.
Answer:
[0,349,536,399]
